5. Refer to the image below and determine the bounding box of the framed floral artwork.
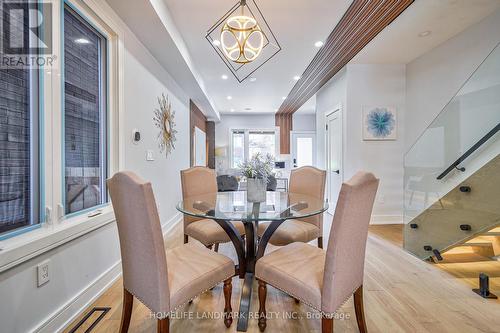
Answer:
[362,106,397,141]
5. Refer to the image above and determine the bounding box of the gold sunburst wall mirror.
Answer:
[153,93,177,157]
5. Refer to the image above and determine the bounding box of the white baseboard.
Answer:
[161,212,182,236]
[35,261,122,333]
[34,214,183,333]
[370,215,403,225]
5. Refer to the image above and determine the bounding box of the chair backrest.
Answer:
[321,172,379,314]
[217,175,239,192]
[180,167,218,225]
[267,175,277,191]
[107,171,170,313]
[289,166,326,229]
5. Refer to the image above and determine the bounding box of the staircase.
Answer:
[403,42,500,261]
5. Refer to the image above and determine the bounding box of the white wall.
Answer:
[292,114,316,132]
[345,64,406,222]
[0,1,190,332]
[405,9,500,150]
[315,65,406,223]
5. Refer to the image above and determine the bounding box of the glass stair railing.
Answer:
[403,42,500,260]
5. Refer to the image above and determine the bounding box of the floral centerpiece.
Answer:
[239,153,275,202]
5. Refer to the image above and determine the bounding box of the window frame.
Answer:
[229,127,280,168]
[0,0,122,248]
[61,2,109,218]
[0,5,43,240]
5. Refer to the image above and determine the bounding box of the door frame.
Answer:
[290,130,317,168]
[325,104,344,214]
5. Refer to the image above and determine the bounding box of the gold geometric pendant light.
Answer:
[206,0,281,83]
[220,0,264,64]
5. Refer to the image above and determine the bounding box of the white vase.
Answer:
[247,178,266,203]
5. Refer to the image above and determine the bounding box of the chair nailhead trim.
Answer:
[256,277,362,318]
[127,273,235,319]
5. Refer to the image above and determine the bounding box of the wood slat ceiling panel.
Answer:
[276,0,414,116]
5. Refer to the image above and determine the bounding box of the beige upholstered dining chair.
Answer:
[256,172,379,333]
[108,171,235,333]
[181,167,245,251]
[258,166,326,247]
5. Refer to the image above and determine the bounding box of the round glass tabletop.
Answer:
[177,191,328,222]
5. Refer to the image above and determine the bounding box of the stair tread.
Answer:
[480,232,500,236]
[461,242,493,247]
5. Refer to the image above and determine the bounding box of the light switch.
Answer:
[146,150,154,161]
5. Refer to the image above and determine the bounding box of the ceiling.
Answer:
[352,0,500,64]
[108,0,500,118]
[163,0,353,115]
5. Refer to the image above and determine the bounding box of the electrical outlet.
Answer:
[37,260,50,287]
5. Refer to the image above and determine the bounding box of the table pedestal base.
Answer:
[237,272,254,331]
[214,217,286,332]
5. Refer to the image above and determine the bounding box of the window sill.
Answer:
[0,206,116,273]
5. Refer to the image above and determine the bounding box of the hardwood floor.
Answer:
[64,222,500,333]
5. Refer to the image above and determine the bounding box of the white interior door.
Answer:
[326,110,342,214]
[291,132,316,168]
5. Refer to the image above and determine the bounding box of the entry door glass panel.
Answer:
[292,132,316,168]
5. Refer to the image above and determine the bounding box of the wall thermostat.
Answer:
[132,129,141,144]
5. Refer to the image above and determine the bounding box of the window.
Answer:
[0,6,40,235]
[63,5,108,215]
[231,130,245,168]
[249,131,275,159]
[0,1,114,240]
[231,129,276,167]
[0,68,40,234]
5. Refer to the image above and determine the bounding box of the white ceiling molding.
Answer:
[105,0,220,120]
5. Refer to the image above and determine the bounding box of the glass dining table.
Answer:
[177,191,328,332]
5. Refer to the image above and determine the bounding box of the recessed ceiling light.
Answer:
[293,75,301,81]
[314,41,324,48]
[282,96,287,100]
[221,74,228,80]
[230,108,235,112]
[249,77,257,82]
[418,30,431,37]
[75,38,91,44]
[227,96,233,100]
[212,39,221,46]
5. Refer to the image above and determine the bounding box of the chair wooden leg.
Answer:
[318,236,323,249]
[258,279,267,332]
[214,243,219,252]
[353,285,367,333]
[157,318,169,333]
[321,317,333,333]
[223,278,233,328]
[184,234,188,244]
[119,288,133,333]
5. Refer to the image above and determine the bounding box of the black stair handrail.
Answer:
[437,122,500,180]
